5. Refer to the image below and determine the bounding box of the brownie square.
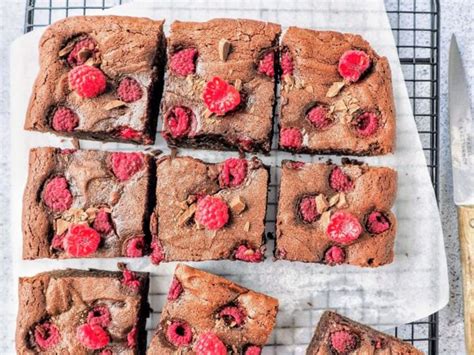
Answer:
[16,266,150,354]
[276,160,397,267]
[147,264,278,353]
[279,27,396,155]
[22,147,153,259]
[149,156,268,264]
[161,19,281,153]
[24,16,166,145]
[307,311,423,354]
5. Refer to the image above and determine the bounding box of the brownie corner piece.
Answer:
[147,263,278,353]
[160,19,281,153]
[276,160,397,267]
[279,27,395,155]
[25,15,166,145]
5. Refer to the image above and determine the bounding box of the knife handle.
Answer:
[458,205,474,354]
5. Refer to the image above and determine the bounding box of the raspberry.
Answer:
[237,137,254,152]
[64,224,101,257]
[68,65,107,98]
[195,196,229,230]
[150,239,165,265]
[34,322,60,350]
[170,48,197,76]
[118,127,141,140]
[219,306,246,327]
[286,161,305,170]
[281,51,294,76]
[324,246,346,265]
[87,306,111,327]
[117,77,143,103]
[122,268,141,291]
[125,236,145,257]
[168,277,183,301]
[51,107,79,132]
[67,37,97,67]
[258,51,275,77]
[193,332,227,355]
[245,346,262,355]
[299,196,319,223]
[329,167,354,192]
[76,324,110,350]
[111,152,144,182]
[219,158,248,188]
[43,176,73,212]
[330,330,359,353]
[338,49,371,82]
[327,211,362,245]
[164,106,193,138]
[366,211,390,234]
[93,209,113,234]
[51,233,65,251]
[307,105,331,130]
[127,327,137,348]
[166,321,193,346]
[234,245,263,262]
[354,112,379,137]
[202,77,241,116]
[280,128,302,149]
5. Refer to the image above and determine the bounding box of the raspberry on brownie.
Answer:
[147,264,278,353]
[307,311,423,354]
[22,147,153,259]
[150,155,268,263]
[276,160,397,267]
[279,27,396,155]
[24,16,166,145]
[161,19,281,153]
[16,266,150,354]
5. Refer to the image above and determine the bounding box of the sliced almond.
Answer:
[326,81,345,98]
[104,100,127,111]
[178,200,188,210]
[203,108,213,119]
[77,48,92,62]
[58,41,76,57]
[305,85,314,93]
[55,219,70,235]
[320,210,332,229]
[84,56,101,67]
[336,193,348,208]
[244,221,251,232]
[218,38,232,61]
[315,194,329,214]
[234,79,242,91]
[334,99,347,112]
[328,194,340,207]
[230,196,246,215]
[177,204,197,226]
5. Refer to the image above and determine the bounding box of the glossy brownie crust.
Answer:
[307,311,423,354]
[279,28,396,155]
[276,160,397,267]
[161,19,281,153]
[147,264,278,353]
[24,16,165,145]
[16,268,150,354]
[22,147,153,259]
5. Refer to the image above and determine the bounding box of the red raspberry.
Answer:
[168,277,183,301]
[338,50,371,82]
[68,65,107,98]
[34,322,60,350]
[307,106,331,130]
[299,196,319,223]
[202,77,241,116]
[258,51,275,77]
[76,324,110,350]
[234,245,263,263]
[366,211,390,234]
[327,211,362,245]
[64,224,101,257]
[111,152,144,182]
[51,107,79,132]
[219,158,248,188]
[330,330,359,353]
[93,209,113,234]
[150,239,165,265]
[127,327,137,348]
[286,161,305,170]
[164,106,193,138]
[193,332,227,355]
[125,236,145,257]
[195,196,229,230]
[354,112,379,137]
[43,176,73,212]
[122,268,141,291]
[237,137,254,152]
[67,37,97,67]
[51,233,65,251]
[329,167,354,192]
[118,127,141,140]
[245,346,262,355]
[166,321,193,346]
[281,51,294,76]
[170,48,197,76]
[324,246,346,265]
[219,306,246,327]
[280,128,302,149]
[117,77,143,103]
[87,306,111,327]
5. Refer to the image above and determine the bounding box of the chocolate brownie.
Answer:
[147,264,278,354]
[276,160,397,267]
[278,27,396,155]
[16,265,150,354]
[149,155,268,264]
[22,147,153,259]
[307,311,424,354]
[24,16,165,145]
[161,19,281,153]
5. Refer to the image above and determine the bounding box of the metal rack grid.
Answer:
[23,0,441,353]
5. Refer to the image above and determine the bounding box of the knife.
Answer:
[449,34,474,354]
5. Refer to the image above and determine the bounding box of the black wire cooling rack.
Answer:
[24,0,441,353]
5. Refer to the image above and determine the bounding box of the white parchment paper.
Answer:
[9,0,449,353]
